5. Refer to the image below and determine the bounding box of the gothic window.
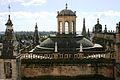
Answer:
[60,22,62,34]
[4,62,12,79]
[65,22,69,34]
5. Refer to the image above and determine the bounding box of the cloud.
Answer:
[0,0,47,6]
[0,10,120,31]
[91,10,120,18]
[79,10,120,18]
[0,11,56,31]
[21,0,47,6]
[76,10,120,31]
[12,0,24,2]
[0,11,55,19]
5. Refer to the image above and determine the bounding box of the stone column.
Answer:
[62,17,65,34]
[12,59,17,80]
[73,17,76,34]
[69,17,72,34]
[58,18,60,34]
[68,21,70,34]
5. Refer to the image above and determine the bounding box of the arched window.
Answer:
[65,22,69,34]
[60,22,62,34]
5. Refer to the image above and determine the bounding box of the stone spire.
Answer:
[0,5,19,80]
[87,28,90,40]
[1,5,18,58]
[33,23,40,46]
[82,18,87,37]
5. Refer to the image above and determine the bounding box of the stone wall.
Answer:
[21,64,113,78]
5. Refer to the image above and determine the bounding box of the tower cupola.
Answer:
[94,18,102,33]
[57,3,77,34]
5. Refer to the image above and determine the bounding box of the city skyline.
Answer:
[0,0,120,31]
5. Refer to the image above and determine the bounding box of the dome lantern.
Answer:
[57,3,77,34]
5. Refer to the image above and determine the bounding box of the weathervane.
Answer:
[8,4,11,13]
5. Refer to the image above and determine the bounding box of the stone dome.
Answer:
[57,4,76,16]
[39,35,93,51]
[58,9,76,16]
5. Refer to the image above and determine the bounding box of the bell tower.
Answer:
[57,3,77,34]
[0,5,19,80]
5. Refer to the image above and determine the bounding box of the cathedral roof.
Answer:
[33,35,94,52]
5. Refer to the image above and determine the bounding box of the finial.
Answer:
[83,18,85,23]
[57,11,59,14]
[35,18,38,27]
[105,25,107,27]
[8,15,10,20]
[116,23,119,26]
[88,28,90,33]
[35,22,38,28]
[97,18,99,24]
[104,25,107,33]
[36,22,37,25]
[65,3,67,9]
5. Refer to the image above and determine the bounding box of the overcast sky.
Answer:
[0,0,120,32]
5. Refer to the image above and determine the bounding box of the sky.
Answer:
[0,0,120,32]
